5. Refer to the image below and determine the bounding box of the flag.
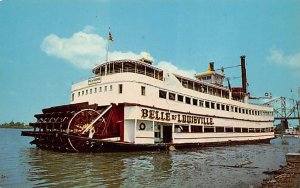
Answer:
[108,31,113,41]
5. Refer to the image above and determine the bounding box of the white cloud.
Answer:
[41,26,153,69]
[82,25,96,34]
[267,48,300,68]
[41,26,196,79]
[156,61,196,78]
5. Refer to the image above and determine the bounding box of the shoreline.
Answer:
[0,126,32,129]
[262,153,300,187]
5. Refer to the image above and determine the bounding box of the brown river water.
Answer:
[1,128,300,188]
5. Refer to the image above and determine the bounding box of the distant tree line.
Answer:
[0,121,32,129]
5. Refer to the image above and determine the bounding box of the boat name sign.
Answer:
[88,76,101,85]
[141,108,214,125]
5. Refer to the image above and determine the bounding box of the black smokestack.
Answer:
[240,55,247,93]
[209,62,215,71]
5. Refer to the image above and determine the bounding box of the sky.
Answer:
[0,0,300,124]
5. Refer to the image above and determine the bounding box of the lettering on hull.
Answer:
[141,108,214,125]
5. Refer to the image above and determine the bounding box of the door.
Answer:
[163,126,172,143]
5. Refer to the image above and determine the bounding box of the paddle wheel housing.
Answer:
[22,102,124,152]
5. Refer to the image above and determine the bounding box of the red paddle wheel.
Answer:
[22,102,124,152]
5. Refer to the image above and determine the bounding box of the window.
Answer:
[211,102,215,109]
[78,92,80,97]
[199,100,204,107]
[234,128,241,132]
[216,103,220,110]
[99,87,102,92]
[175,125,189,133]
[169,92,176,100]
[155,132,160,138]
[205,101,210,108]
[235,107,238,113]
[193,99,198,106]
[90,89,92,94]
[159,90,167,99]
[141,86,146,96]
[225,127,233,132]
[86,90,88,95]
[185,97,191,104]
[221,104,225,111]
[242,128,248,133]
[204,126,214,132]
[242,109,245,114]
[226,105,229,111]
[105,86,107,92]
[72,93,74,101]
[82,91,84,95]
[216,127,224,132]
[118,84,123,94]
[110,85,113,91]
[191,125,203,133]
[178,95,184,102]
[94,88,97,93]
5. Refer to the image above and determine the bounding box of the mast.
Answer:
[105,27,114,75]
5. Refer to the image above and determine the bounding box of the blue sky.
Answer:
[0,0,300,124]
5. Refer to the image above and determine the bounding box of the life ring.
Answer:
[139,123,146,130]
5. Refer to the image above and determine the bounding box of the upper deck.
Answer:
[71,58,274,122]
[91,59,244,102]
[92,59,164,81]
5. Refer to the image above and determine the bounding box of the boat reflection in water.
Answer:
[17,137,300,187]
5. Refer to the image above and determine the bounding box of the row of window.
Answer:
[72,84,125,101]
[77,85,113,97]
[72,84,271,118]
[174,125,274,133]
[159,90,273,117]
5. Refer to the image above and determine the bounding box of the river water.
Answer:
[1,128,300,188]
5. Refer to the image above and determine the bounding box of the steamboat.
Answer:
[22,55,275,152]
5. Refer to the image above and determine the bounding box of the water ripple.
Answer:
[1,129,300,187]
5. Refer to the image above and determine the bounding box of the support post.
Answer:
[134,119,137,144]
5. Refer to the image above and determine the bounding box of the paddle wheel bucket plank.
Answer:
[22,103,124,152]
